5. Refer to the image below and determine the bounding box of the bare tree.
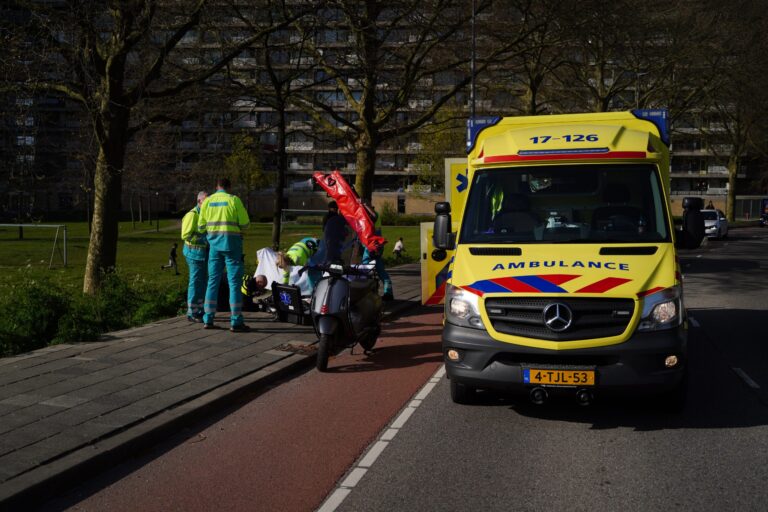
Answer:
[6,0,310,293]
[292,0,534,200]
[227,2,322,249]
[697,0,768,221]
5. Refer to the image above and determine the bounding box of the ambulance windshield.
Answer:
[459,164,670,244]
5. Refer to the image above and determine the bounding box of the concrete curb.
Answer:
[0,295,422,510]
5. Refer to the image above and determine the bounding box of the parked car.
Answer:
[702,209,728,238]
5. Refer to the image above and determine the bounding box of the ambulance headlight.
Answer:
[445,284,485,330]
[638,285,682,331]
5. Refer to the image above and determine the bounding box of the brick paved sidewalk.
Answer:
[0,263,423,507]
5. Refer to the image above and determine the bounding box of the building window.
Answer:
[15,136,35,146]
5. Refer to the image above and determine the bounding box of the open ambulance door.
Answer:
[420,158,467,305]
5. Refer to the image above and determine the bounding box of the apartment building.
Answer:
[1,3,762,219]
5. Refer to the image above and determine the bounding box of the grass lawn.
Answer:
[0,220,422,291]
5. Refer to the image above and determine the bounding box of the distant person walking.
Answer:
[199,178,251,332]
[181,191,208,322]
[161,243,179,275]
[392,237,405,261]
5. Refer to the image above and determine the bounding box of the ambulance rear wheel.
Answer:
[316,334,331,372]
[450,379,476,405]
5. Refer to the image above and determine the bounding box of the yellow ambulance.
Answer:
[433,110,704,408]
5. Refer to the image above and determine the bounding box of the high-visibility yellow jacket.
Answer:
[181,206,208,260]
[281,237,318,283]
[198,189,250,253]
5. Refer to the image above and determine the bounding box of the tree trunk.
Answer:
[130,191,135,228]
[726,153,738,221]
[354,134,377,201]
[272,105,288,250]
[83,143,125,294]
[83,101,129,295]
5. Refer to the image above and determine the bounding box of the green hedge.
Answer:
[379,201,434,226]
[0,270,185,357]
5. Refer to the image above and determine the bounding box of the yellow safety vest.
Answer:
[198,189,250,252]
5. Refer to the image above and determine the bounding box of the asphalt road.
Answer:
[45,227,768,512]
[337,227,768,512]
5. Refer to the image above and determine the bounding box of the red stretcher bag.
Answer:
[313,170,387,253]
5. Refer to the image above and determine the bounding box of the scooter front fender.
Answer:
[316,316,339,336]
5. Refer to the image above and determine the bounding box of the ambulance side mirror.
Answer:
[676,196,705,250]
[434,202,455,250]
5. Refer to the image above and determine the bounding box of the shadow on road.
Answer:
[328,339,442,373]
[454,308,768,431]
[680,257,760,274]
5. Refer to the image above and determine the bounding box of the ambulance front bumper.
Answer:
[442,322,687,395]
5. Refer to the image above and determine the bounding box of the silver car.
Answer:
[702,209,728,239]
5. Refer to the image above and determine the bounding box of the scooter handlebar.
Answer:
[300,263,377,278]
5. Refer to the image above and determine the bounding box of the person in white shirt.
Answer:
[392,237,405,261]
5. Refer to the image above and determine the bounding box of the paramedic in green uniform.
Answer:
[198,178,250,332]
[277,237,319,284]
[181,191,208,322]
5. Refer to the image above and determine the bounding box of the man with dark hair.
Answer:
[322,201,348,263]
[322,200,339,230]
[198,177,251,332]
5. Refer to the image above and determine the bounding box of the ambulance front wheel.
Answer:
[450,379,476,405]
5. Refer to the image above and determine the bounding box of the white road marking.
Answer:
[380,428,398,441]
[689,317,700,328]
[317,489,351,512]
[733,367,761,389]
[415,381,437,400]
[357,441,388,468]
[316,365,445,511]
[390,405,415,429]
[340,468,368,488]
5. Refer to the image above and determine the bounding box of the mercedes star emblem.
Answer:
[542,303,573,332]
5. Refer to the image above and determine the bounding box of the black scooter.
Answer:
[306,263,383,371]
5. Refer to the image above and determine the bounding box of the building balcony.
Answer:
[670,188,727,196]
[286,141,314,151]
[233,118,257,128]
[232,57,258,68]
[408,99,432,109]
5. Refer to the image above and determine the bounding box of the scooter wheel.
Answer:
[316,334,331,372]
[359,327,380,351]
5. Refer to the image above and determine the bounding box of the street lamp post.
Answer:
[635,71,649,109]
[155,192,159,232]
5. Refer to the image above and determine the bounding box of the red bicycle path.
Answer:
[55,307,444,512]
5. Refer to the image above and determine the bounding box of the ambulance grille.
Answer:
[484,297,635,341]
